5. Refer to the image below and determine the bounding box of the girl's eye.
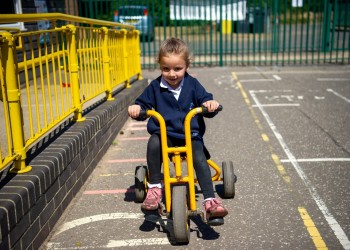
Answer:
[162,67,170,72]
[174,67,183,72]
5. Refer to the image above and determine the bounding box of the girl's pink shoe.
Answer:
[203,198,228,221]
[141,187,162,210]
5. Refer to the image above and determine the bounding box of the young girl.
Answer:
[128,37,228,222]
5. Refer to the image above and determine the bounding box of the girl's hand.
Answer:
[128,105,141,119]
[202,100,219,112]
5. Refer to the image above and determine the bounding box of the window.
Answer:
[0,0,25,31]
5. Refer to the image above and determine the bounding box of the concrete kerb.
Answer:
[0,79,148,250]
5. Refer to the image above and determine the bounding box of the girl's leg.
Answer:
[191,140,215,199]
[142,133,162,210]
[192,140,228,220]
[147,133,163,184]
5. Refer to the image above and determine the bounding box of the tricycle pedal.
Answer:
[207,217,224,226]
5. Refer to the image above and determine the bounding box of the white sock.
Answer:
[203,197,214,205]
[204,197,214,202]
[148,183,162,189]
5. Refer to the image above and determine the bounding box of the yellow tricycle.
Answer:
[134,105,236,244]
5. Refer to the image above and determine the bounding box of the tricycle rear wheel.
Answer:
[134,165,148,203]
[222,161,236,198]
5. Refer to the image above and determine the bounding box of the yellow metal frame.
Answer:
[0,13,142,173]
[146,108,222,214]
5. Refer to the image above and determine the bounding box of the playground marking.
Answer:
[298,207,328,249]
[48,213,170,249]
[233,72,292,186]
[252,103,300,107]
[126,127,147,131]
[107,238,169,247]
[273,75,282,80]
[248,87,350,250]
[129,121,147,126]
[281,158,350,163]
[317,78,349,81]
[84,188,134,195]
[47,238,169,249]
[327,89,350,103]
[234,72,332,249]
[119,137,149,141]
[237,70,348,75]
[261,133,269,142]
[106,158,146,163]
[53,213,144,235]
[240,79,275,83]
[99,173,133,177]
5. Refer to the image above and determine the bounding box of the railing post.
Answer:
[135,30,143,80]
[0,31,32,173]
[272,0,279,53]
[101,27,114,100]
[66,24,85,122]
[219,0,223,67]
[122,29,130,89]
[322,0,331,52]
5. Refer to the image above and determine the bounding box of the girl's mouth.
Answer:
[168,79,177,84]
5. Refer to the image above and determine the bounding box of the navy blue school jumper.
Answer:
[134,72,219,199]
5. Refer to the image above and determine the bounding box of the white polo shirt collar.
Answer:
[160,77,184,101]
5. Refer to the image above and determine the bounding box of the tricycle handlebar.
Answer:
[139,105,223,119]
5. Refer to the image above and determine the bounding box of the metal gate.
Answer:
[75,0,350,68]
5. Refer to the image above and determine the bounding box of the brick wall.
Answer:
[0,79,147,249]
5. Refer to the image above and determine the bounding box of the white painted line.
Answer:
[281,158,350,163]
[314,96,325,100]
[107,238,169,247]
[254,66,264,72]
[54,213,144,236]
[249,90,350,249]
[237,70,348,75]
[252,104,300,107]
[273,75,282,80]
[240,79,275,83]
[251,89,293,93]
[317,78,350,81]
[47,238,170,249]
[327,89,350,103]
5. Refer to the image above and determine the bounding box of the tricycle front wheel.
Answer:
[172,185,190,244]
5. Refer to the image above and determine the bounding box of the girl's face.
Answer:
[160,54,188,89]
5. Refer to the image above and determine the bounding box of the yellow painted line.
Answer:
[298,207,328,250]
[234,72,291,185]
[233,71,328,250]
[272,154,287,175]
[261,133,269,142]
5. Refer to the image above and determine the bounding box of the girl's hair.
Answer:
[157,37,191,66]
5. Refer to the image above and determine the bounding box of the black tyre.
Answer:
[172,185,190,244]
[134,165,148,203]
[222,161,236,198]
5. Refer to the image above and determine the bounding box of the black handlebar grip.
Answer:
[139,109,148,119]
[202,104,223,114]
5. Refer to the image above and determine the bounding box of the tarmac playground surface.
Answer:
[43,65,350,249]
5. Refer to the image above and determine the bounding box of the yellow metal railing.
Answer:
[0,13,142,173]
